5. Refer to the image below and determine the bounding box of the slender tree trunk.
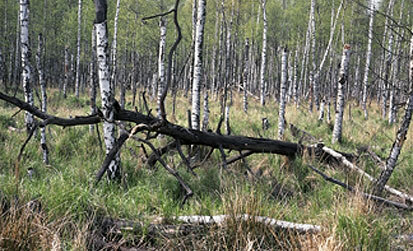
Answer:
[374,34,413,195]
[94,0,120,180]
[278,48,288,139]
[332,44,351,144]
[63,47,69,98]
[157,17,167,118]
[36,33,48,164]
[75,0,82,98]
[243,38,249,113]
[309,0,318,112]
[89,25,97,133]
[362,1,375,120]
[110,0,120,92]
[14,9,20,87]
[20,0,34,133]
[259,0,267,106]
[191,0,206,131]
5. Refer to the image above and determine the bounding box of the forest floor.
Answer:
[0,88,412,250]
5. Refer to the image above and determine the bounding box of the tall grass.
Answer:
[0,88,412,249]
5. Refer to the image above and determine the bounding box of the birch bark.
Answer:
[362,1,375,120]
[332,44,351,144]
[36,33,48,164]
[157,17,167,118]
[374,34,413,195]
[94,0,120,180]
[75,0,82,98]
[89,25,97,132]
[191,0,206,131]
[20,0,34,133]
[259,0,267,106]
[278,48,288,139]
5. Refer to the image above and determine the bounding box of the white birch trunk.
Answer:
[157,17,167,118]
[362,1,375,120]
[110,0,120,91]
[381,0,395,120]
[278,48,288,140]
[374,32,413,195]
[191,0,206,131]
[64,47,69,98]
[75,0,82,98]
[201,90,209,131]
[96,19,120,180]
[20,0,34,133]
[89,25,97,132]
[259,0,267,106]
[309,0,318,111]
[243,38,249,113]
[332,44,351,144]
[36,33,48,164]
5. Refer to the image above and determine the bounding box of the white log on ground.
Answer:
[173,215,321,234]
[322,145,413,204]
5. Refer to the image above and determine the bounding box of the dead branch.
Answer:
[322,146,413,204]
[307,165,412,210]
[173,215,321,234]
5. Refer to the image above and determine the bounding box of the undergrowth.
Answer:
[0,88,412,250]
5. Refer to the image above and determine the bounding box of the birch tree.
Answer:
[259,0,267,106]
[374,34,413,195]
[75,0,82,98]
[94,0,120,180]
[191,0,206,131]
[243,38,249,113]
[157,17,167,118]
[278,48,288,139]
[89,25,97,133]
[309,0,318,111]
[20,0,34,133]
[63,46,69,98]
[110,0,120,91]
[361,0,375,120]
[332,44,351,144]
[36,33,48,164]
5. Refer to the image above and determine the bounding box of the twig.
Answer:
[176,140,197,177]
[11,109,22,118]
[141,9,175,22]
[17,122,38,162]
[134,137,193,206]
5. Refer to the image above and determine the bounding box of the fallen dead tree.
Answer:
[1,91,412,209]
